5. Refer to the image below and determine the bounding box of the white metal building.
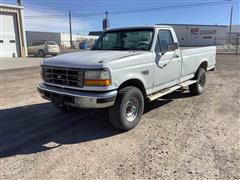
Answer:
[158,24,228,46]
[26,31,99,48]
[0,4,27,57]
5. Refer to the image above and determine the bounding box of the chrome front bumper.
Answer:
[37,83,117,108]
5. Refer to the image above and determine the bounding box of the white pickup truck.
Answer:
[38,25,216,131]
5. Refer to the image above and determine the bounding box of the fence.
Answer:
[216,35,240,54]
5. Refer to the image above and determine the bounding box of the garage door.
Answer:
[0,13,19,57]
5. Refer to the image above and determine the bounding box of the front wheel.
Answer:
[109,86,144,131]
[189,67,206,95]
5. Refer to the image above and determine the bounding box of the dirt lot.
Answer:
[0,55,239,179]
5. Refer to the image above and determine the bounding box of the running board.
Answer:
[180,80,197,87]
[148,80,197,101]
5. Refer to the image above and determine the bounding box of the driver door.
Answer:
[153,29,181,92]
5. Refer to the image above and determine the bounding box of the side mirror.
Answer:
[168,42,178,51]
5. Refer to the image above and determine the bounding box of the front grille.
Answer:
[42,66,83,88]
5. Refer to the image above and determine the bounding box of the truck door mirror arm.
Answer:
[168,42,178,51]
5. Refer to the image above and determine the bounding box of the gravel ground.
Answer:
[0,54,239,179]
[0,58,44,70]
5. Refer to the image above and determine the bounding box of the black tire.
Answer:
[38,50,45,57]
[189,67,206,95]
[109,86,144,131]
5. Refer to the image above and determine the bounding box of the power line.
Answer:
[25,0,234,19]
[24,0,233,11]
[107,0,233,15]
[73,15,127,27]
[71,0,234,17]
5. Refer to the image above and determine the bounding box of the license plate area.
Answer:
[52,94,64,106]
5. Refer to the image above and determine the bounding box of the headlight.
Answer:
[84,69,111,86]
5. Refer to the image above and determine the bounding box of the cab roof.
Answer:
[106,25,172,32]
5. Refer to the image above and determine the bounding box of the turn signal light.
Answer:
[84,79,111,86]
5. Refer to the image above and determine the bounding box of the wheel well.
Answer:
[118,79,147,98]
[199,61,208,70]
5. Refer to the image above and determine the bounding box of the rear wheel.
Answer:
[38,50,45,57]
[189,67,206,95]
[109,86,144,131]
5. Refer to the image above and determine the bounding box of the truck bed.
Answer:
[180,46,216,51]
[179,46,216,81]
[180,46,216,64]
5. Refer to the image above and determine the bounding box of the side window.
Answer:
[155,30,174,53]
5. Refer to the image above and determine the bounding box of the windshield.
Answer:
[93,29,154,51]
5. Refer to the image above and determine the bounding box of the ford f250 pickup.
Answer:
[38,25,216,131]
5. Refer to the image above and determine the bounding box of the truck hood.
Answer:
[42,50,146,69]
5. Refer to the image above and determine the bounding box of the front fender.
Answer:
[111,64,154,93]
[116,72,147,88]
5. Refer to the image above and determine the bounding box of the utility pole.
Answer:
[69,10,73,48]
[228,6,233,45]
[103,11,109,31]
[17,0,22,6]
[106,11,110,29]
[105,11,108,23]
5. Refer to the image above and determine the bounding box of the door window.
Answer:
[155,30,174,53]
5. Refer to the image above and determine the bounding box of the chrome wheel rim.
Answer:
[125,98,139,122]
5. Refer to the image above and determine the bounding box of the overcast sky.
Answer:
[2,0,240,34]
